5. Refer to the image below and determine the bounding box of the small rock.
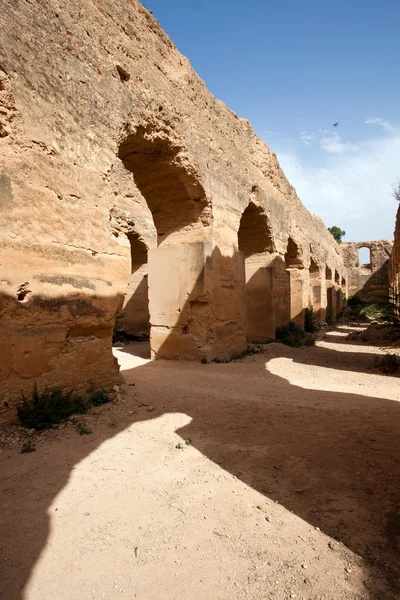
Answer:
[147,405,154,412]
[113,385,120,393]
[315,526,320,531]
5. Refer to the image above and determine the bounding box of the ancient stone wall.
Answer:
[0,0,346,422]
[389,205,400,308]
[342,240,393,303]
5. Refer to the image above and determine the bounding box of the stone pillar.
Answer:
[245,263,274,341]
[312,285,322,317]
[148,242,247,361]
[287,269,304,326]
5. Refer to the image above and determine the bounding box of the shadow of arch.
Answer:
[237,199,277,341]
[1,273,400,599]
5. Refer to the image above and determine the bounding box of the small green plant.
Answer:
[212,345,262,363]
[17,384,110,431]
[17,385,88,431]
[76,423,93,435]
[88,388,109,406]
[304,307,318,333]
[275,321,315,347]
[21,441,36,454]
[355,261,359,267]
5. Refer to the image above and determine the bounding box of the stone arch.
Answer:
[325,266,332,281]
[285,237,303,269]
[309,258,320,280]
[335,270,340,285]
[109,209,151,349]
[118,127,212,244]
[309,258,322,316]
[238,201,274,258]
[285,237,304,325]
[238,200,275,341]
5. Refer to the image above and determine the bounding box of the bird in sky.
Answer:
[332,122,339,127]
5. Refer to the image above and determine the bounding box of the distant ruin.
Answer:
[342,240,393,303]
[0,0,373,423]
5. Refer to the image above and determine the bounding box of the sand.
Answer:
[1,326,399,599]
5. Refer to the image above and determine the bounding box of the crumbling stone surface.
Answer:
[0,0,346,422]
[342,240,393,302]
[390,205,400,308]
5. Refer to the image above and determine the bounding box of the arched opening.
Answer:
[238,202,274,258]
[285,237,303,269]
[309,258,320,280]
[358,247,371,269]
[119,233,150,339]
[309,258,322,316]
[285,238,304,325]
[335,270,340,285]
[238,202,275,341]
[341,277,346,289]
[118,127,211,244]
[326,266,332,282]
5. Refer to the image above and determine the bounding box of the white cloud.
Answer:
[319,132,359,154]
[300,131,315,146]
[365,117,395,133]
[276,124,400,241]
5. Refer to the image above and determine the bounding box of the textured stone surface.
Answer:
[342,240,393,302]
[0,0,346,421]
[389,205,400,307]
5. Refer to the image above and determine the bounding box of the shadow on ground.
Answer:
[1,341,399,599]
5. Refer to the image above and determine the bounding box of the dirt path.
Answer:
[1,327,399,599]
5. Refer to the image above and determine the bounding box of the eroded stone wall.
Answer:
[0,0,346,421]
[342,241,393,302]
[389,206,400,308]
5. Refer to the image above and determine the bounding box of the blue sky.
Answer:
[144,0,400,241]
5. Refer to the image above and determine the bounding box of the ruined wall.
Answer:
[0,0,345,421]
[389,205,400,308]
[342,241,393,303]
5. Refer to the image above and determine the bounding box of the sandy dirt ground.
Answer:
[1,326,399,600]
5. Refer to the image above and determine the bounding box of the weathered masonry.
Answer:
[0,0,346,421]
[390,206,400,309]
[342,240,393,303]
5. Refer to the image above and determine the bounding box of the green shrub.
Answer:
[347,295,365,307]
[76,423,93,435]
[275,321,315,348]
[17,384,110,431]
[359,303,398,322]
[88,388,109,406]
[212,345,262,363]
[21,441,36,454]
[304,307,318,333]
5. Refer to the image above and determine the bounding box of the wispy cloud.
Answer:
[365,117,395,133]
[276,122,400,241]
[319,132,359,154]
[300,131,315,146]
